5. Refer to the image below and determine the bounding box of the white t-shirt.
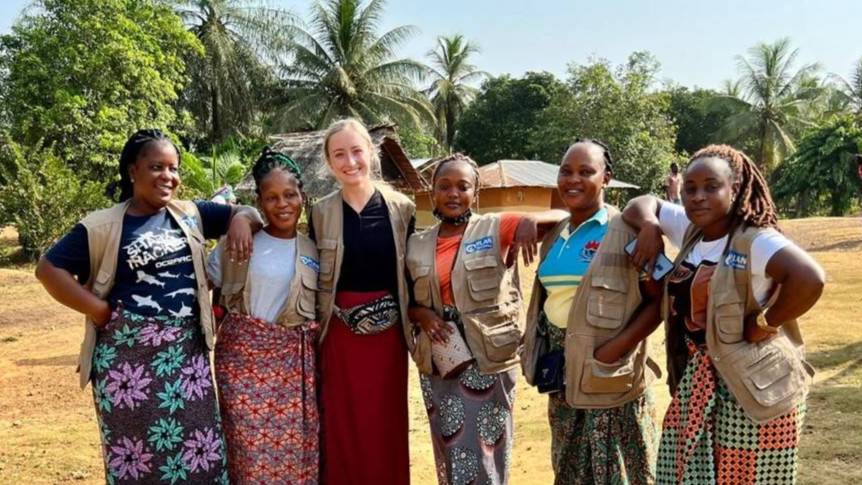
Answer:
[207,231,297,323]
[659,203,793,306]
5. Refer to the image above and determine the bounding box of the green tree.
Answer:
[425,34,488,152]
[276,0,431,130]
[773,115,862,216]
[713,38,821,173]
[0,0,201,179]
[170,0,295,145]
[455,71,570,164]
[533,52,678,194]
[666,86,736,155]
[830,56,862,114]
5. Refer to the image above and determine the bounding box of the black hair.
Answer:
[251,147,303,195]
[570,138,614,176]
[106,129,180,202]
[431,153,481,188]
[855,154,862,166]
[670,162,679,173]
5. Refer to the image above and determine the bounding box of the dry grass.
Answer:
[0,218,860,484]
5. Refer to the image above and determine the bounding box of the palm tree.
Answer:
[831,56,862,114]
[425,34,488,151]
[276,0,431,130]
[170,0,295,144]
[714,38,821,172]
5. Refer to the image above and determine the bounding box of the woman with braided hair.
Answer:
[206,147,320,483]
[36,128,263,483]
[623,145,826,484]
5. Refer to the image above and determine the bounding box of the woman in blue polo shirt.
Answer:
[528,139,660,484]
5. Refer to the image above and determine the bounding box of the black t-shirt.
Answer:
[45,201,232,317]
[309,190,415,294]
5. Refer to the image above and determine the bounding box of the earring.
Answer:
[130,178,135,183]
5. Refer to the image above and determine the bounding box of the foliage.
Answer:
[169,0,295,145]
[0,0,202,180]
[397,123,443,159]
[666,86,739,155]
[455,71,569,164]
[425,34,488,151]
[772,114,862,217]
[0,138,107,259]
[711,38,822,173]
[275,0,432,130]
[829,56,862,115]
[532,52,678,195]
[180,148,248,200]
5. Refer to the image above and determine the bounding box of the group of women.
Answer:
[36,116,825,485]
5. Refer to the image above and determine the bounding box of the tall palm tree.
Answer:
[276,0,431,130]
[831,56,862,114]
[425,34,488,151]
[170,0,295,144]
[714,38,821,172]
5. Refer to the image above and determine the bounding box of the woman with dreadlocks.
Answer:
[406,153,565,485]
[206,147,319,483]
[36,129,263,483]
[623,145,825,484]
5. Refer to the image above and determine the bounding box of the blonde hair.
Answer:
[321,118,384,183]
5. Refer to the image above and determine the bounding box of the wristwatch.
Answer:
[753,312,779,334]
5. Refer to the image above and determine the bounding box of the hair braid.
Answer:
[690,144,778,230]
[251,146,303,194]
[431,153,481,188]
[107,129,180,202]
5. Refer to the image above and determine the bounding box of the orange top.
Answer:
[435,214,522,306]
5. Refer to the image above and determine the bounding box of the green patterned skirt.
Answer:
[546,319,659,485]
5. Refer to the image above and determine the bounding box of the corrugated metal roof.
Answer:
[478,160,639,189]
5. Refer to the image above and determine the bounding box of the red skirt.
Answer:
[319,290,410,485]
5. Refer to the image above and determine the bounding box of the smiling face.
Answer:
[682,156,739,232]
[128,140,180,212]
[257,168,302,238]
[325,128,374,188]
[557,143,609,214]
[433,160,477,220]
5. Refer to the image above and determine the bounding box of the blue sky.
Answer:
[2,0,861,90]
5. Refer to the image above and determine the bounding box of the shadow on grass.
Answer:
[806,340,862,385]
[16,354,77,366]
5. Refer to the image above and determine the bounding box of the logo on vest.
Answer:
[464,236,494,254]
[300,256,320,272]
[179,214,200,233]
[724,250,748,270]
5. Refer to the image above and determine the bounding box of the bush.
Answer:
[0,140,107,259]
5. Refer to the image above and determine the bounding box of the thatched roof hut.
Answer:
[236,124,429,201]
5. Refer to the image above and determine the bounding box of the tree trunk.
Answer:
[211,84,221,145]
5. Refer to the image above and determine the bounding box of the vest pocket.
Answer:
[317,239,338,285]
[464,304,521,363]
[714,291,744,344]
[468,276,499,302]
[410,265,432,302]
[741,348,795,407]
[580,348,636,394]
[585,276,627,329]
[297,272,317,319]
[464,255,501,303]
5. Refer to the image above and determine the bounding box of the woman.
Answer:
[309,118,415,485]
[407,153,563,485]
[207,148,319,484]
[623,145,825,484]
[35,129,262,483]
[522,139,662,484]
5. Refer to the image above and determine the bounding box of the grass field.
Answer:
[0,218,860,484]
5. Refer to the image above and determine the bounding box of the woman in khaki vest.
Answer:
[35,129,262,483]
[524,140,663,484]
[206,148,319,483]
[623,145,825,484]
[407,153,565,485]
[309,118,415,485]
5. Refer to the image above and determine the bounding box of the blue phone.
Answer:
[624,239,674,280]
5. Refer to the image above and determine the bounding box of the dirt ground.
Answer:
[0,218,860,484]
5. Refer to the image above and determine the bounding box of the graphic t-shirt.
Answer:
[45,201,232,318]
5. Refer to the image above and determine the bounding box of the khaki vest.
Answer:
[523,209,661,408]
[218,233,318,326]
[407,214,524,375]
[310,187,415,342]
[664,225,815,423]
[77,200,213,389]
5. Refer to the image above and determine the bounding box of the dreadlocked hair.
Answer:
[570,138,614,176]
[690,144,778,230]
[431,153,481,188]
[107,129,180,202]
[251,147,303,195]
